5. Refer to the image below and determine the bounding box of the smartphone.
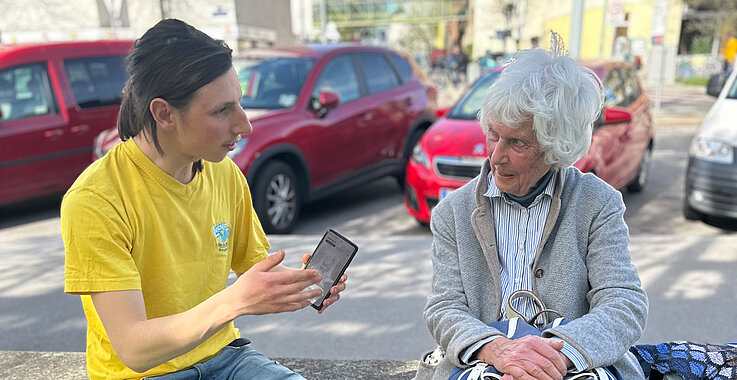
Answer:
[303,229,358,310]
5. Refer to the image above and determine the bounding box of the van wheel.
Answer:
[627,144,652,193]
[683,197,702,221]
[253,161,301,234]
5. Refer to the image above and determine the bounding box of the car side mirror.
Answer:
[315,91,340,118]
[319,91,339,109]
[602,107,632,124]
[706,73,725,97]
[0,108,3,120]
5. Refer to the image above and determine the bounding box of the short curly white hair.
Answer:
[478,48,604,168]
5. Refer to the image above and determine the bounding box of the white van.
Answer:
[683,69,737,224]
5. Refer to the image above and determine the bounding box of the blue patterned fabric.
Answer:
[448,318,620,380]
[630,342,737,380]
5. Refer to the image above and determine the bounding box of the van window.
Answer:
[358,53,400,94]
[0,64,56,122]
[728,76,737,99]
[311,55,361,105]
[621,68,642,105]
[603,69,626,108]
[64,56,127,108]
[236,57,315,109]
[389,54,412,84]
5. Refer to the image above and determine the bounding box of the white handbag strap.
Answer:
[506,289,564,328]
[458,363,504,380]
[566,372,597,380]
[506,317,520,338]
[566,367,611,380]
[594,367,611,379]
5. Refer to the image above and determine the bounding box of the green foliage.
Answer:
[676,77,709,86]
[682,0,737,36]
[691,36,713,54]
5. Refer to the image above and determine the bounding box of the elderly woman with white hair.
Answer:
[415,46,648,380]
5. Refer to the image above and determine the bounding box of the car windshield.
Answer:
[728,75,737,99]
[235,57,315,109]
[447,71,500,120]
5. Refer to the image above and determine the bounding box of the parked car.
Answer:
[0,40,133,207]
[94,44,437,233]
[405,60,654,224]
[683,68,737,224]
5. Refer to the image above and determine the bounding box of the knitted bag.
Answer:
[630,341,737,380]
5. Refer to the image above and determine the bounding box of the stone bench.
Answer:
[0,351,419,379]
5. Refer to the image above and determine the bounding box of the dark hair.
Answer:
[118,19,233,172]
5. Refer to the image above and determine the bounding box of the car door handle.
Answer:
[70,125,89,134]
[358,113,373,127]
[44,129,64,139]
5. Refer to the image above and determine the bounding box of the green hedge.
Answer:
[676,77,709,86]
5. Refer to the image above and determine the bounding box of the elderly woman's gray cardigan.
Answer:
[417,161,648,380]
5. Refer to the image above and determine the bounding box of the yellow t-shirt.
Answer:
[725,37,737,64]
[62,139,270,380]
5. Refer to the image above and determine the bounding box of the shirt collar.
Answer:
[484,169,557,202]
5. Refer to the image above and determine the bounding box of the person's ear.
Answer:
[149,98,176,131]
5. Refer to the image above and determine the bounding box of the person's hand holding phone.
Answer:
[302,253,348,313]
[228,250,323,315]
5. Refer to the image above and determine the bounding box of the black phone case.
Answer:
[304,229,358,310]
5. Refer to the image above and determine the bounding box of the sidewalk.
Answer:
[646,82,715,127]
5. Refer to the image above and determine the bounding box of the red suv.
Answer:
[0,40,133,207]
[95,44,437,233]
[405,61,653,224]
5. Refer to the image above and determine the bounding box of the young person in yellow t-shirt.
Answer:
[61,19,347,380]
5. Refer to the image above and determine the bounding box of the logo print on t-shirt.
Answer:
[212,222,231,253]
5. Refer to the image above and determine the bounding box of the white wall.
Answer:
[0,0,135,43]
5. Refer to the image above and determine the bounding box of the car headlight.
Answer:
[689,137,734,164]
[412,143,431,169]
[227,138,248,159]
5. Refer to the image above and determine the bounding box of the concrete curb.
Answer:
[653,114,705,128]
[0,351,420,380]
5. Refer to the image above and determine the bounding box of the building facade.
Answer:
[0,0,296,53]
[472,0,685,83]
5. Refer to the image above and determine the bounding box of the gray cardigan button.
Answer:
[535,269,545,278]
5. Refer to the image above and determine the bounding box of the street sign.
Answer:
[651,0,668,44]
[606,0,626,26]
[213,5,227,17]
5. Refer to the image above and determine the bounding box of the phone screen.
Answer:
[304,229,358,310]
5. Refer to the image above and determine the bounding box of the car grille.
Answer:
[687,157,737,217]
[434,157,485,180]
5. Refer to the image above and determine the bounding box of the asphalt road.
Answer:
[1,126,736,362]
[291,126,736,237]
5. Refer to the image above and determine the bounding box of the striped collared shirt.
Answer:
[484,170,556,321]
[460,169,590,373]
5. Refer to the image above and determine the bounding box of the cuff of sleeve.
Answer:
[550,338,587,372]
[460,335,504,365]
